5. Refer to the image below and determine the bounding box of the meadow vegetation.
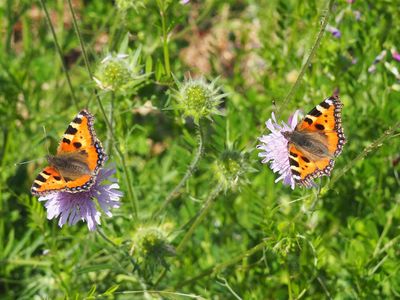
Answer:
[1,0,400,298]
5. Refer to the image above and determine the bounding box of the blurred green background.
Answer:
[1,0,400,298]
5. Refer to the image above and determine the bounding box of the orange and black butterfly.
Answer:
[31,110,106,195]
[283,96,346,187]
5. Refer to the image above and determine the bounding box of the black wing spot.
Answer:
[301,156,310,163]
[304,117,313,125]
[54,176,61,181]
[289,151,298,157]
[73,117,82,124]
[324,114,328,117]
[64,177,72,182]
[32,183,41,188]
[63,138,71,144]
[309,108,322,117]
[73,142,82,148]
[36,174,46,182]
[65,125,78,135]
[320,101,330,109]
[291,169,301,176]
[315,124,325,130]
[289,158,300,167]
[43,170,51,176]
[324,120,328,123]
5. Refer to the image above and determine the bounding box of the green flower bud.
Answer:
[173,77,227,124]
[94,50,146,93]
[115,0,146,13]
[130,225,175,277]
[213,149,252,191]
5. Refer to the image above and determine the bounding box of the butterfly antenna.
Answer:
[15,158,43,166]
[272,99,277,113]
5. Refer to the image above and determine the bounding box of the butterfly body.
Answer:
[283,131,333,160]
[31,110,107,196]
[46,152,91,181]
[284,96,346,187]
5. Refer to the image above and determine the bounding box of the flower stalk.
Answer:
[152,122,204,219]
[157,0,171,77]
[276,0,334,115]
[39,0,78,110]
[154,182,224,286]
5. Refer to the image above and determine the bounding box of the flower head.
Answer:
[93,49,145,92]
[257,110,301,189]
[213,148,253,191]
[38,166,122,231]
[130,225,175,278]
[326,25,341,38]
[115,0,145,13]
[392,49,400,62]
[172,76,227,124]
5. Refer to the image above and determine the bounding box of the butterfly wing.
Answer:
[288,143,334,187]
[288,96,346,187]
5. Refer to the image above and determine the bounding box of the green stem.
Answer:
[106,92,115,155]
[276,0,334,116]
[39,0,78,110]
[174,241,266,289]
[67,0,139,218]
[159,2,171,77]
[176,183,224,253]
[152,123,204,219]
[154,183,224,286]
[97,229,138,271]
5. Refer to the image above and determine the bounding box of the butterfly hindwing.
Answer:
[288,143,334,187]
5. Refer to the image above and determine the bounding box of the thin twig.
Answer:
[39,0,78,110]
[152,123,204,219]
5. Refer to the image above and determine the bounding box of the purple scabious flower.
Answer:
[392,50,400,62]
[39,166,122,231]
[180,0,190,4]
[257,110,301,189]
[326,25,341,38]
